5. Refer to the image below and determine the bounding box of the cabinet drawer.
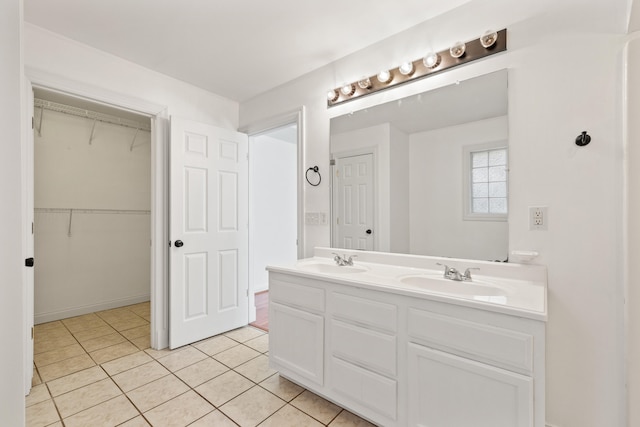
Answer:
[331,319,396,376]
[332,292,397,333]
[408,308,533,373]
[270,278,325,312]
[331,357,397,422]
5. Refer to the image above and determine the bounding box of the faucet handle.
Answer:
[436,262,452,277]
[346,254,357,265]
[463,267,480,281]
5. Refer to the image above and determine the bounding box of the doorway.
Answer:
[246,118,302,330]
[32,89,153,325]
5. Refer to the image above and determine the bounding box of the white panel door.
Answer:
[169,117,248,349]
[334,154,374,250]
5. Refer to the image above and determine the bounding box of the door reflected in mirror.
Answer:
[330,69,508,261]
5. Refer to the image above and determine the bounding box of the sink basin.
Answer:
[297,262,367,274]
[399,275,506,297]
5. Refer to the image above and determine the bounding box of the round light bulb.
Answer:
[377,70,393,84]
[480,30,498,48]
[327,89,339,102]
[357,77,372,90]
[449,41,466,58]
[340,84,355,97]
[423,52,441,69]
[399,61,414,76]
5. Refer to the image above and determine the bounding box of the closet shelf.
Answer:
[35,208,150,237]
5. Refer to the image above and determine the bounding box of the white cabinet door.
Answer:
[169,117,249,349]
[270,302,324,386]
[408,343,533,427]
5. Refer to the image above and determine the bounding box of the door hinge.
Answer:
[31,327,34,340]
[246,288,249,297]
[31,117,34,130]
[32,222,34,234]
[330,159,336,166]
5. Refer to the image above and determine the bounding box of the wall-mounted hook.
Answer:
[575,131,591,146]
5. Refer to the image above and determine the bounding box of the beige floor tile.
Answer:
[235,355,277,383]
[80,331,127,352]
[213,344,261,368]
[47,365,108,397]
[45,422,63,427]
[26,399,60,427]
[143,390,214,427]
[63,395,139,427]
[259,374,304,402]
[38,353,96,382]
[90,341,139,364]
[141,313,151,321]
[291,390,343,424]
[54,377,121,418]
[328,410,377,426]
[130,334,151,350]
[34,343,86,367]
[25,383,51,407]
[174,357,229,388]
[34,333,77,354]
[189,410,237,427]
[225,326,265,343]
[219,385,285,426]
[72,325,116,342]
[101,350,153,376]
[32,366,42,386]
[112,360,170,392]
[156,346,207,372]
[62,314,109,333]
[195,370,254,407]
[34,320,65,333]
[259,404,324,427]
[145,345,187,360]
[193,335,239,356]
[119,415,151,426]
[127,301,150,315]
[244,334,269,353]
[120,324,150,340]
[109,316,149,332]
[126,374,190,413]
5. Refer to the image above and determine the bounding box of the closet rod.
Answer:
[34,98,151,132]
[35,208,151,215]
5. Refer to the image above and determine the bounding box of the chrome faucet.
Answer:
[437,263,479,281]
[332,253,356,266]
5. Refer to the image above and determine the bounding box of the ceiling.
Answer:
[330,69,507,135]
[24,0,473,103]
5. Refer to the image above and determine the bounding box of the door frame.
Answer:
[24,67,170,350]
[331,147,378,251]
[240,107,305,322]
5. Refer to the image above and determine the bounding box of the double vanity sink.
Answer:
[267,248,547,427]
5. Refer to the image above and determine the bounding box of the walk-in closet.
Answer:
[33,90,152,324]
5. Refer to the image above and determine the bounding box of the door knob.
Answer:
[174,240,184,248]
[366,229,372,235]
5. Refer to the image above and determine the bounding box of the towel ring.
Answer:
[305,166,321,186]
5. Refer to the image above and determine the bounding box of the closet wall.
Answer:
[34,99,151,324]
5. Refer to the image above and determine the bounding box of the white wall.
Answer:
[34,109,151,323]
[626,33,640,427]
[24,23,238,128]
[410,116,508,260]
[1,0,25,424]
[240,2,627,425]
[249,132,297,292]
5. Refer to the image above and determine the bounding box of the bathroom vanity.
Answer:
[267,248,547,427]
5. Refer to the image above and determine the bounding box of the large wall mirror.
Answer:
[330,69,508,261]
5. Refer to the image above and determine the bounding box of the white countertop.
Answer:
[266,248,547,321]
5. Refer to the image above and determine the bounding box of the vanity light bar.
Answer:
[327,28,507,107]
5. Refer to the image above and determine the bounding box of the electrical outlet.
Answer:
[529,206,548,230]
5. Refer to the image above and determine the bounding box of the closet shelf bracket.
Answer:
[88,119,97,145]
[130,128,140,152]
[36,105,44,137]
[68,209,73,237]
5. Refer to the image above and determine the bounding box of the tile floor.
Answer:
[27,302,376,427]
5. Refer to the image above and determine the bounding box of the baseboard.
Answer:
[34,294,151,324]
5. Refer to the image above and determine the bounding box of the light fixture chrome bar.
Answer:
[327,28,507,107]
